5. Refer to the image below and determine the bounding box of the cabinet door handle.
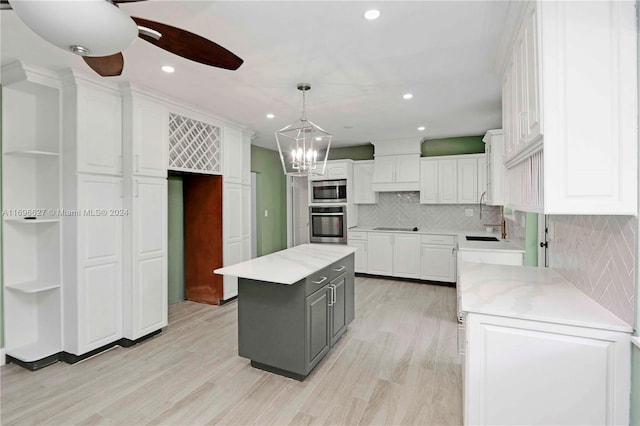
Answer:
[328,285,334,307]
[452,247,456,256]
[312,276,327,285]
[332,265,346,272]
[331,284,336,304]
[135,154,140,173]
[118,155,123,173]
[134,180,139,198]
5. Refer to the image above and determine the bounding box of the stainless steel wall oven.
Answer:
[309,206,347,244]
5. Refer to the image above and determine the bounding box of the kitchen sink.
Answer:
[465,236,500,242]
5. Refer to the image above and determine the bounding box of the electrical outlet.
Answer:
[264,210,269,217]
[465,209,473,217]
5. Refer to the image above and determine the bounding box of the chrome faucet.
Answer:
[483,205,507,240]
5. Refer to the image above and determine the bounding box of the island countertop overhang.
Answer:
[214,243,356,285]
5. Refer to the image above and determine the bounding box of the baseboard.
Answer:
[0,348,5,367]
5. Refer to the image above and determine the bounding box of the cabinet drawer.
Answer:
[348,231,368,240]
[420,234,455,245]
[305,268,332,296]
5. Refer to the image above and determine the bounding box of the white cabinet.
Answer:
[223,125,244,184]
[1,62,63,367]
[464,313,630,425]
[501,1,637,215]
[307,160,353,181]
[372,154,420,192]
[457,158,478,204]
[60,71,122,176]
[347,231,368,273]
[65,175,124,355]
[458,249,523,267]
[367,232,420,278]
[420,234,456,283]
[482,130,505,206]
[353,161,378,204]
[121,88,168,178]
[420,155,484,204]
[366,233,394,276]
[124,177,167,340]
[392,234,421,279]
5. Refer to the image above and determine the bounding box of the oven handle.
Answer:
[310,213,345,216]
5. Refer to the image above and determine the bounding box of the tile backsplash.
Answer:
[548,215,637,327]
[357,192,502,233]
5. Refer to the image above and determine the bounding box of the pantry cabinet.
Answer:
[501,0,637,214]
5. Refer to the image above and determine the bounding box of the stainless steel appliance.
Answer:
[309,206,347,244]
[310,179,347,203]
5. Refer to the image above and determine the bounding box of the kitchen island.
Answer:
[458,262,631,425]
[215,244,356,380]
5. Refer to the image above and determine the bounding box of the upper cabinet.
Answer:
[353,160,378,204]
[307,160,353,181]
[121,86,168,178]
[420,154,484,204]
[371,140,421,192]
[61,70,122,176]
[482,130,505,206]
[501,0,637,215]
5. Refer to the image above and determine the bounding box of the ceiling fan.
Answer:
[0,0,243,77]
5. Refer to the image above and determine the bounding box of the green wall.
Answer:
[326,144,374,161]
[167,176,185,305]
[421,135,485,157]
[325,136,486,162]
[523,213,538,266]
[251,145,287,256]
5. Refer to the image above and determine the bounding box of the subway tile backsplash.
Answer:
[357,192,502,233]
[548,215,637,327]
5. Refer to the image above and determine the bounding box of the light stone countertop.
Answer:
[349,227,525,253]
[214,243,356,285]
[459,262,632,333]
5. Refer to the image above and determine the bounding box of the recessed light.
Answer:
[418,126,426,131]
[315,137,322,141]
[266,113,275,119]
[364,9,381,20]
[161,65,175,73]
[403,93,413,100]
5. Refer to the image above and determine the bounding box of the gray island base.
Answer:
[215,244,356,380]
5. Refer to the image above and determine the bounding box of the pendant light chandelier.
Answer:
[276,83,331,176]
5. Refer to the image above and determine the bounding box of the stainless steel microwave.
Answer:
[310,179,347,203]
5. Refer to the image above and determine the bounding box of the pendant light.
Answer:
[275,83,331,176]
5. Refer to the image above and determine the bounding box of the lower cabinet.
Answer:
[347,230,368,273]
[238,254,355,380]
[367,232,420,278]
[421,245,456,282]
[464,313,630,425]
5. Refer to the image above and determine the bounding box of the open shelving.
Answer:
[2,62,63,367]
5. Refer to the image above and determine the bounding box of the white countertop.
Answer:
[459,263,632,333]
[349,227,525,253]
[214,244,356,285]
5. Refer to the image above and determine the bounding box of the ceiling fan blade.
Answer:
[131,16,243,70]
[83,53,124,77]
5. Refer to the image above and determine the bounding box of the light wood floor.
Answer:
[1,277,462,426]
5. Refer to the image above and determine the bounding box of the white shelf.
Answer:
[3,217,60,224]
[4,150,59,158]
[6,281,60,294]
[6,342,61,362]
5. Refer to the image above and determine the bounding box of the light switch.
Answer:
[465,209,473,217]
[264,210,269,217]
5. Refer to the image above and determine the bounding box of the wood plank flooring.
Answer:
[0,277,462,425]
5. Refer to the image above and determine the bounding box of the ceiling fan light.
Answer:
[9,0,138,57]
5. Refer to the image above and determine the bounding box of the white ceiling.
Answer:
[1,1,511,149]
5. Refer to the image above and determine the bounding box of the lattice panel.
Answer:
[168,113,221,174]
